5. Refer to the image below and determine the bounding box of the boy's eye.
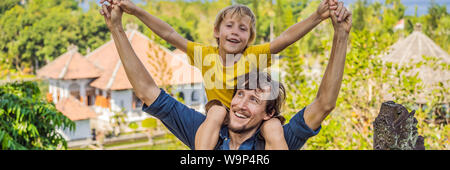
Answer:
[240,27,247,31]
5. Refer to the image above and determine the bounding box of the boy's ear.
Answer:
[214,27,220,39]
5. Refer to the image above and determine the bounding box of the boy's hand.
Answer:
[330,1,352,34]
[208,105,229,124]
[100,3,123,30]
[260,118,288,150]
[101,0,139,15]
[316,0,338,21]
[260,118,282,134]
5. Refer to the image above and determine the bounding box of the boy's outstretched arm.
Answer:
[100,3,160,106]
[102,0,188,52]
[270,0,338,54]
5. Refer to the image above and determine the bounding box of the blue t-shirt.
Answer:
[142,89,321,150]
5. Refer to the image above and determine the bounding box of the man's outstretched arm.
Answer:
[101,3,160,106]
[303,1,352,131]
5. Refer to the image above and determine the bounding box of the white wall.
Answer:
[111,90,132,112]
[50,78,95,104]
[61,119,92,141]
[174,83,207,106]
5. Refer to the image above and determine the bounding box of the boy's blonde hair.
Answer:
[214,4,257,45]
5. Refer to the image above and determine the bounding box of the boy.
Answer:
[100,0,342,150]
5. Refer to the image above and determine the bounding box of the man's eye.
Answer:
[250,97,259,103]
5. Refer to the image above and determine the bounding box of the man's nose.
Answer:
[235,97,248,110]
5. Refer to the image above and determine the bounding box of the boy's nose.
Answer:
[230,30,239,37]
[230,26,240,35]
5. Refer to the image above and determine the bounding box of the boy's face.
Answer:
[215,13,252,54]
[228,88,273,134]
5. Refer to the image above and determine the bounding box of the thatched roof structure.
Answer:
[381,23,449,103]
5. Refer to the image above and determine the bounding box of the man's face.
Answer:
[227,88,273,133]
[214,13,252,54]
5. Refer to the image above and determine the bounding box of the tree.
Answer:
[0,81,75,150]
[281,0,448,149]
[423,1,449,53]
[0,0,109,73]
[352,0,368,31]
[0,0,20,14]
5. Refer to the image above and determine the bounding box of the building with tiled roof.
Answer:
[37,44,103,80]
[56,96,97,141]
[37,24,206,141]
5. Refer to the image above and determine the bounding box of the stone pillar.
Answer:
[59,83,65,99]
[80,80,87,105]
[63,82,70,98]
[53,80,59,103]
[373,101,425,150]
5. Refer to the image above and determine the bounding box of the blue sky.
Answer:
[340,0,449,16]
[82,0,450,16]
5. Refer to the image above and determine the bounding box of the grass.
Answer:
[103,138,150,149]
[71,133,190,150]
[128,142,189,150]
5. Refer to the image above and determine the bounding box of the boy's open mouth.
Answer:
[226,38,241,44]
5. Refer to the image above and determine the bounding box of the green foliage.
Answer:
[0,81,75,150]
[285,28,448,150]
[1,0,448,150]
[0,0,20,14]
[281,1,449,149]
[128,122,139,130]
[423,2,449,54]
[141,118,157,129]
[0,0,108,73]
[110,109,128,136]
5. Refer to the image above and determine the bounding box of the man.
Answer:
[100,1,351,150]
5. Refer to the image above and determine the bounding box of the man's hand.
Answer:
[101,0,139,16]
[330,1,352,33]
[316,0,338,21]
[100,2,123,30]
[303,1,350,131]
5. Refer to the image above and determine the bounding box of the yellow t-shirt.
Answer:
[186,41,272,108]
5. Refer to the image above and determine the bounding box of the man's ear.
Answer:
[263,110,275,121]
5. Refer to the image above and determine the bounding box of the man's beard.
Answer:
[228,123,258,134]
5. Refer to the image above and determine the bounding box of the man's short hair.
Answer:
[232,71,286,124]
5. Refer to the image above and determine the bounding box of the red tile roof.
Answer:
[56,96,97,121]
[88,30,203,90]
[37,49,102,80]
[38,29,203,91]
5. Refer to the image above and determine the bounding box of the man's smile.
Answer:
[234,111,249,119]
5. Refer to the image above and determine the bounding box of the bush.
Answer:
[0,81,75,150]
